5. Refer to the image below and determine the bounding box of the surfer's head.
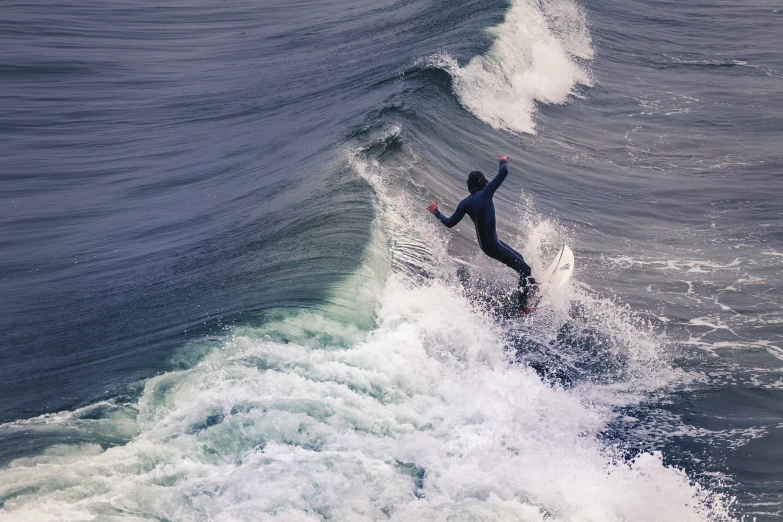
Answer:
[467,171,487,193]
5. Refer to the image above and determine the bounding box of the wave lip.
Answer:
[433,0,594,134]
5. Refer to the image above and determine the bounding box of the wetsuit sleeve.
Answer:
[433,199,467,228]
[484,159,509,197]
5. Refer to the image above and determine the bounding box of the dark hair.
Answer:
[467,170,487,193]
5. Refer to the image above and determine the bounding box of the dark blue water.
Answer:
[1,0,781,519]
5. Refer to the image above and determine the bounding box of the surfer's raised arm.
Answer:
[428,199,466,228]
[484,156,510,197]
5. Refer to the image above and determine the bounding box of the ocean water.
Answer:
[1,0,782,519]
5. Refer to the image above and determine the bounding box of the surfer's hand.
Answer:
[427,201,439,213]
[499,155,510,163]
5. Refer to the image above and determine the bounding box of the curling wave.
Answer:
[430,0,594,134]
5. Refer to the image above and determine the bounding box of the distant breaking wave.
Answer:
[431,0,594,134]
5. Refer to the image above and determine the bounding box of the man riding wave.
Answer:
[427,156,538,311]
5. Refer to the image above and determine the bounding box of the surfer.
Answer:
[427,156,538,310]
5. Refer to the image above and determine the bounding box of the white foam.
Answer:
[0,278,732,521]
[431,0,593,134]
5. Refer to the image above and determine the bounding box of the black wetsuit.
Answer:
[433,159,533,295]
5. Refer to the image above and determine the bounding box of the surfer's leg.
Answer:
[496,241,532,285]
[493,241,535,308]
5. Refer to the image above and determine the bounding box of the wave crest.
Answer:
[432,0,594,134]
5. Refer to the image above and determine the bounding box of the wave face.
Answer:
[3,0,783,519]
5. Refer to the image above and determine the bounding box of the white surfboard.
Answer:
[528,244,574,311]
[543,244,574,287]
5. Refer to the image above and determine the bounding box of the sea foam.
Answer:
[0,274,732,521]
[431,0,593,134]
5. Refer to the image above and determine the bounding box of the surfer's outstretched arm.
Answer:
[484,157,509,197]
[428,200,467,228]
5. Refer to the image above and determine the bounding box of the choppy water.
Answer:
[1,0,782,519]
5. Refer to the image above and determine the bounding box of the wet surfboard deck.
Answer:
[521,244,574,315]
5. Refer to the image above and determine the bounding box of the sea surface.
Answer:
[1,0,782,519]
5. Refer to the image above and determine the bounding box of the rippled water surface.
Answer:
[1,0,782,519]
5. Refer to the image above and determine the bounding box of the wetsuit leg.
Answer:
[494,241,532,281]
[489,241,534,308]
